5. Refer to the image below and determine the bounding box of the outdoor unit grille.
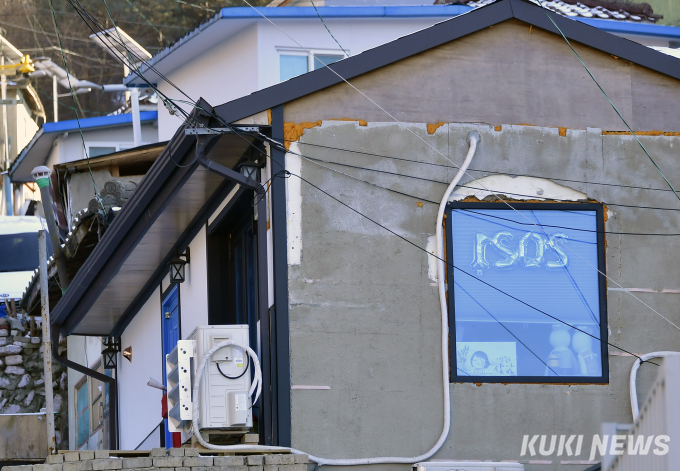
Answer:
[166,340,194,433]
[165,325,253,437]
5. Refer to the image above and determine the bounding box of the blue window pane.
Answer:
[312,54,343,70]
[450,208,602,379]
[77,384,89,445]
[280,55,308,82]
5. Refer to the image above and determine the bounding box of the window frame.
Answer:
[74,377,90,448]
[446,201,609,384]
[277,47,348,83]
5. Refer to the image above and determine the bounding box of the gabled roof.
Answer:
[50,0,680,337]
[212,0,680,124]
[11,111,158,183]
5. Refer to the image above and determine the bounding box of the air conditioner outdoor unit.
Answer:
[166,325,253,438]
[413,462,524,471]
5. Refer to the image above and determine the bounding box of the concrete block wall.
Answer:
[1,449,309,471]
[0,316,67,447]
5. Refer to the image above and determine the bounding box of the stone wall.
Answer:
[1,448,309,471]
[0,316,67,448]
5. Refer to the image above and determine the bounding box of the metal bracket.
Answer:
[185,127,259,135]
[0,99,24,105]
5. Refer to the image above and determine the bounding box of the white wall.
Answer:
[156,24,260,141]
[178,224,209,339]
[45,122,158,169]
[117,287,163,451]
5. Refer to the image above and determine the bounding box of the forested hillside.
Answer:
[0,0,268,122]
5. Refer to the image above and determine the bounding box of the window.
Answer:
[447,202,608,383]
[279,50,346,82]
[89,362,104,433]
[88,147,117,157]
[280,54,308,82]
[75,379,90,447]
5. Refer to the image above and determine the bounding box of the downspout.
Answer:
[32,166,119,449]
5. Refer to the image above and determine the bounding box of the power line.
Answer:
[282,147,680,216]
[256,132,680,332]
[291,139,679,194]
[309,0,348,57]
[48,0,104,213]
[534,0,680,202]
[279,167,656,366]
[230,3,680,333]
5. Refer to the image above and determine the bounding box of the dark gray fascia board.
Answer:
[51,116,199,336]
[509,0,680,80]
[214,0,680,125]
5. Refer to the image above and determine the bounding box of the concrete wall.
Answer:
[279,20,680,467]
[283,20,680,132]
[283,118,680,470]
[117,288,163,451]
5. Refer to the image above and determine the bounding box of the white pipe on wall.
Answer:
[190,131,481,467]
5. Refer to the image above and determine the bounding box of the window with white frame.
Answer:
[279,49,346,82]
[447,202,608,383]
[86,142,135,158]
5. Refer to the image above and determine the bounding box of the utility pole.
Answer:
[1,51,12,216]
[52,75,58,123]
[39,230,56,455]
[131,87,141,147]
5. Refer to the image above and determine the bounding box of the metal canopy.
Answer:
[51,114,259,337]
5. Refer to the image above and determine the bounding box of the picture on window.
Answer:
[447,202,608,383]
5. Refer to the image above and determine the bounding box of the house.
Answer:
[10,112,159,218]
[45,0,680,467]
[16,143,166,451]
[123,0,680,144]
[0,35,46,216]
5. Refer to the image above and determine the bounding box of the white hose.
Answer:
[629,351,680,421]
[191,340,290,452]
[192,132,481,466]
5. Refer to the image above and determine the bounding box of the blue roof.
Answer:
[217,5,472,19]
[42,111,158,134]
[577,18,680,39]
[11,111,158,183]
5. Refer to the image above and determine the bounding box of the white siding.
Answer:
[117,287,163,451]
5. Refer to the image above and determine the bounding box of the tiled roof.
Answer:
[454,0,662,22]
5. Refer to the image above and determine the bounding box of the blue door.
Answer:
[162,285,180,448]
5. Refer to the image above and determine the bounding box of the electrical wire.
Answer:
[281,167,656,366]
[47,0,105,213]
[534,0,680,203]
[290,139,680,195]
[309,0,349,57]
[229,3,680,332]
[67,0,680,331]
[279,142,680,236]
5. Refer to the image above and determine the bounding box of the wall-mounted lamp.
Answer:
[123,346,132,362]
[101,337,121,369]
[239,162,259,180]
[169,247,190,284]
